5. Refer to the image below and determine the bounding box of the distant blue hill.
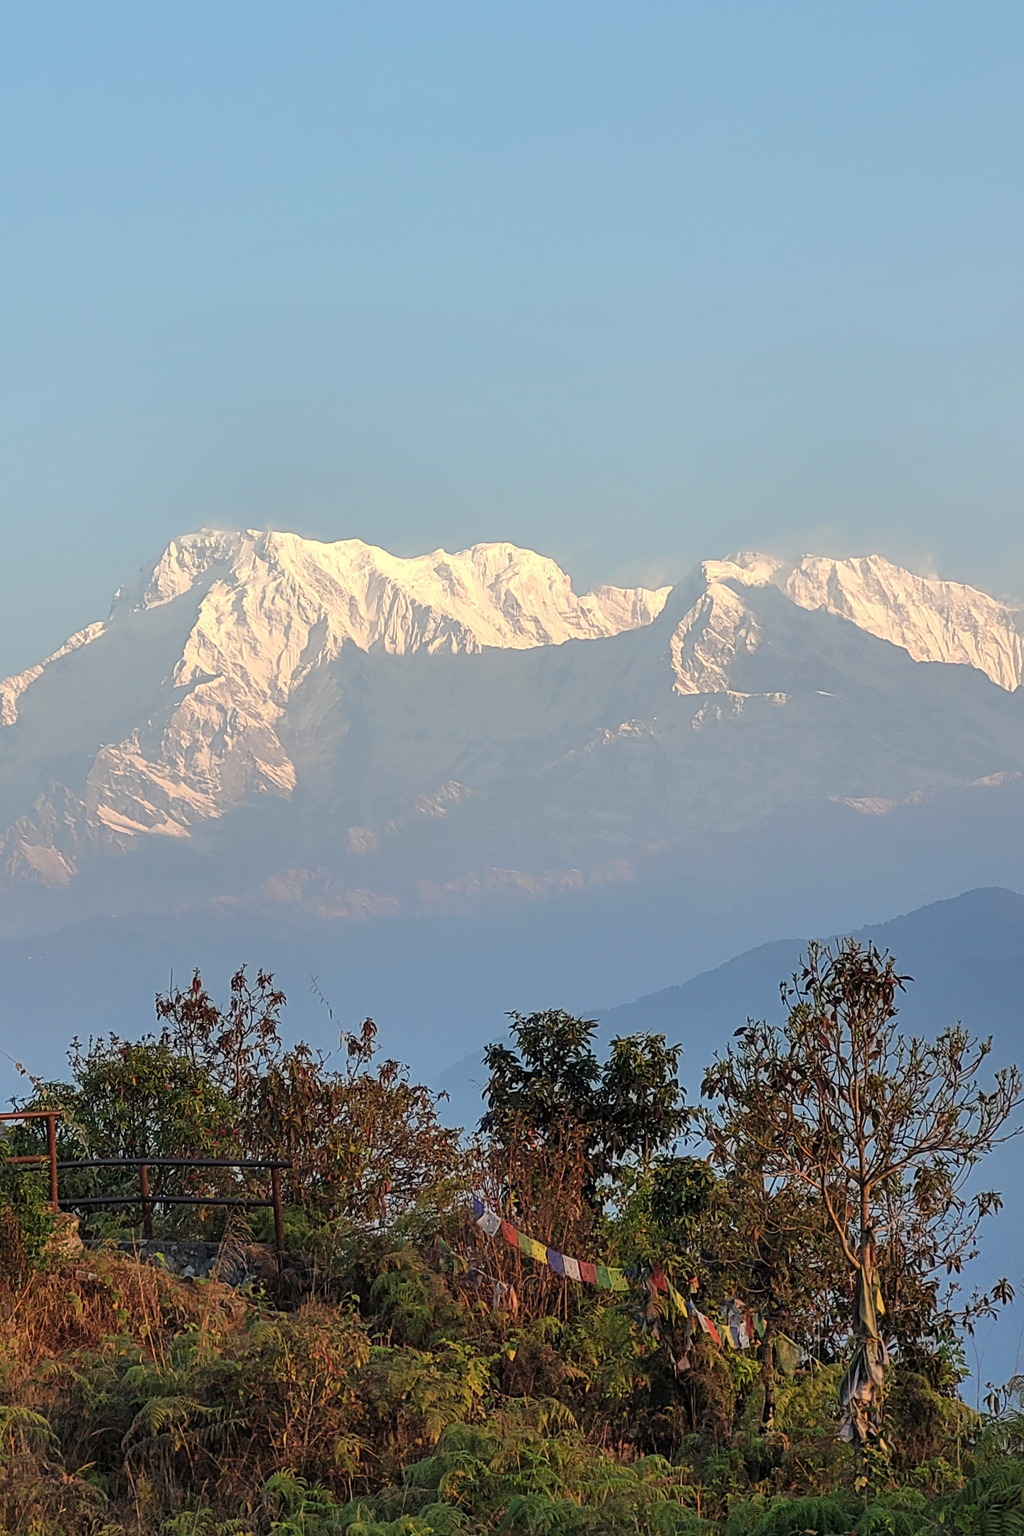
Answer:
[438,885,1024,1121]
[600,884,1024,1088]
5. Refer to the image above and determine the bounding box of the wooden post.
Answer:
[140,1163,153,1239]
[45,1114,58,1212]
[271,1167,285,1270]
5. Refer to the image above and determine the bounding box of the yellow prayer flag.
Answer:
[666,1283,688,1317]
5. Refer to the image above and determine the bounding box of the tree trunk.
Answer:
[760,1318,776,1432]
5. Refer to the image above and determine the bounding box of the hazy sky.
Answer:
[3,2,1024,674]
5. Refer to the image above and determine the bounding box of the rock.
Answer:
[46,1211,83,1257]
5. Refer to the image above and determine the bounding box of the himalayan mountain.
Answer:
[3,529,1024,1087]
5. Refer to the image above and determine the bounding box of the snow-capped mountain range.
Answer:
[2,529,1024,935]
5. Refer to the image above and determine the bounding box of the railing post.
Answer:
[271,1167,285,1270]
[140,1163,153,1239]
[45,1114,58,1212]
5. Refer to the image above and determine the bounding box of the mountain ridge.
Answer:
[435,884,1024,1119]
[3,530,1024,931]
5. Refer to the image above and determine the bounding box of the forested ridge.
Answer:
[2,942,1023,1535]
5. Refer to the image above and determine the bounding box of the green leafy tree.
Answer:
[478,1011,692,1319]
[481,1010,690,1199]
[613,1154,717,1274]
[0,1129,56,1279]
[22,968,286,1167]
[696,1157,845,1430]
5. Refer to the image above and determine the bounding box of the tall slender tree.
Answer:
[702,940,1023,1442]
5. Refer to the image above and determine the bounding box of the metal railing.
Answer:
[1,1110,291,1264]
[0,1110,60,1208]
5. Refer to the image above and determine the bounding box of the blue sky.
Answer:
[3,2,1024,673]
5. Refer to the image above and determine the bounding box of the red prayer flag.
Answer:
[694,1307,722,1346]
[500,1221,518,1246]
[651,1266,668,1293]
[579,1261,597,1285]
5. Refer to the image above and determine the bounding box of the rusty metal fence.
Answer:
[1,1110,291,1264]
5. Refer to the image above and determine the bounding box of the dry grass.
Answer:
[0,1248,255,1534]
[0,1246,244,1374]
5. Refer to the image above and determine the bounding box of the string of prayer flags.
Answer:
[467,1195,764,1351]
[474,1196,613,1287]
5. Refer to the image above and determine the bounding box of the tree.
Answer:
[19,968,467,1233]
[481,1010,690,1201]
[247,1017,468,1226]
[477,1011,692,1323]
[23,968,287,1170]
[702,939,1023,1445]
[695,1150,846,1431]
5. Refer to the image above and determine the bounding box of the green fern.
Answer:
[940,1459,1024,1536]
[728,1494,860,1536]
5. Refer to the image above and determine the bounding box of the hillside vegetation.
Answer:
[1,943,1022,1535]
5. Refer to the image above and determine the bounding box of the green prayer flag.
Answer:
[435,1238,466,1274]
[594,1263,612,1290]
[775,1335,801,1377]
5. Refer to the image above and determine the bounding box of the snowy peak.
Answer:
[0,530,673,872]
[0,621,106,728]
[661,550,1024,694]
[4,527,672,736]
[776,554,1024,690]
[112,528,671,657]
